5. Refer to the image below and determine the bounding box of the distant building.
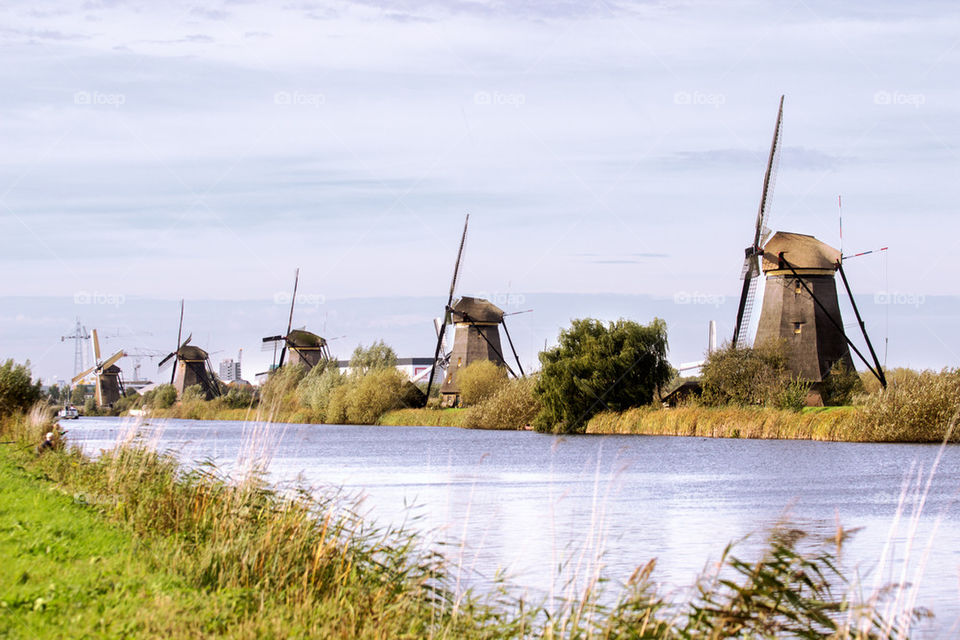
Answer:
[335,358,435,382]
[219,358,242,382]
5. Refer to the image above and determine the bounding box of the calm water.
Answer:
[69,417,960,633]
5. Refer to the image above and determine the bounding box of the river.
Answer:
[67,417,960,635]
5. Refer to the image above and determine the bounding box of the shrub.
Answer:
[457,360,508,406]
[221,385,255,409]
[349,341,397,376]
[534,318,671,433]
[0,359,42,416]
[821,360,864,406]
[857,368,960,442]
[180,384,207,405]
[775,377,811,412]
[259,364,308,412]
[297,363,346,417]
[143,384,177,409]
[345,368,408,425]
[700,342,790,407]
[464,377,541,430]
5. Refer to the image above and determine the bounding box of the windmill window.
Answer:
[794,281,803,295]
[793,322,803,335]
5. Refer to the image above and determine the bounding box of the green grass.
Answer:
[378,408,468,427]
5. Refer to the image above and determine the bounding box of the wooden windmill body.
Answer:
[439,296,507,405]
[71,328,125,408]
[262,269,332,373]
[732,96,886,402]
[424,215,527,408]
[754,232,854,386]
[158,300,222,400]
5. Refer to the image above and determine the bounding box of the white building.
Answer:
[219,358,242,382]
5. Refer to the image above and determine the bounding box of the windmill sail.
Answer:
[423,214,469,404]
[733,95,784,348]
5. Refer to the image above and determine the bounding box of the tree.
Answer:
[348,341,397,376]
[0,359,42,416]
[700,341,807,409]
[534,318,671,433]
[458,360,508,406]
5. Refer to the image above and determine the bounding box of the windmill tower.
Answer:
[71,329,126,407]
[157,300,222,400]
[732,96,886,402]
[423,215,526,407]
[262,268,332,371]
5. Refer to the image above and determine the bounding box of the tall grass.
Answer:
[855,368,960,442]
[0,410,938,638]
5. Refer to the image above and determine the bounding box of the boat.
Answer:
[57,405,80,420]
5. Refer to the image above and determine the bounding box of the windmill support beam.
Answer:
[501,319,525,377]
[778,255,886,387]
[836,261,887,388]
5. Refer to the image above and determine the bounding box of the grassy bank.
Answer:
[586,406,861,440]
[378,408,468,427]
[0,407,938,638]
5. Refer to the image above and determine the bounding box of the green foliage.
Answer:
[220,385,255,409]
[457,360,508,406]
[112,390,141,415]
[348,340,397,376]
[822,361,864,406]
[700,342,791,407]
[82,397,96,415]
[776,377,812,412]
[857,368,960,442]
[69,385,87,405]
[259,364,308,412]
[0,359,42,417]
[344,368,408,424]
[297,362,346,417]
[464,377,541,430]
[180,384,207,405]
[534,318,671,433]
[142,384,177,409]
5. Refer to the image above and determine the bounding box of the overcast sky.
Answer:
[1,0,958,381]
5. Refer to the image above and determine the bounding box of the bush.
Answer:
[457,360,508,406]
[349,341,397,376]
[821,361,864,406]
[180,384,207,405]
[534,318,671,433]
[345,368,408,425]
[0,359,42,416]
[221,386,255,409]
[113,390,141,415]
[857,368,960,442]
[775,378,811,412]
[464,377,541,430]
[700,342,790,407]
[143,384,177,409]
[259,364,308,412]
[297,363,346,417]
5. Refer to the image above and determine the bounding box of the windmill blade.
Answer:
[733,271,760,348]
[92,328,102,362]
[753,95,785,248]
[72,365,96,384]
[261,335,284,351]
[100,350,125,371]
[278,346,288,367]
[180,333,192,349]
[423,214,470,405]
[286,268,300,337]
[158,352,176,371]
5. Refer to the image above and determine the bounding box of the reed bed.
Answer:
[586,406,861,440]
[378,408,468,427]
[0,406,941,638]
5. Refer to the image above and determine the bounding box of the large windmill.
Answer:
[71,328,126,408]
[262,268,331,372]
[732,96,886,402]
[423,215,526,407]
[157,300,222,399]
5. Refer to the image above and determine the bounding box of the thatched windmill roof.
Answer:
[450,296,504,324]
[762,232,840,273]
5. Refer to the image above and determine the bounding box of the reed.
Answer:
[378,408,468,427]
[0,411,935,638]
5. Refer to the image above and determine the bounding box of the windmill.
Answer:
[423,215,527,407]
[262,268,331,372]
[732,96,886,402]
[157,300,222,399]
[71,328,126,408]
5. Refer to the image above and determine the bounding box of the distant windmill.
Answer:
[71,328,126,408]
[732,96,886,402]
[423,215,526,407]
[262,268,331,371]
[157,300,221,399]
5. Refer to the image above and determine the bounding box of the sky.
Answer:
[1,0,958,382]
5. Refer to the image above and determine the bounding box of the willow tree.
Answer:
[534,318,671,433]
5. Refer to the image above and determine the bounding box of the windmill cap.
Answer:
[177,345,210,360]
[286,329,327,347]
[761,232,840,273]
[451,296,504,323]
